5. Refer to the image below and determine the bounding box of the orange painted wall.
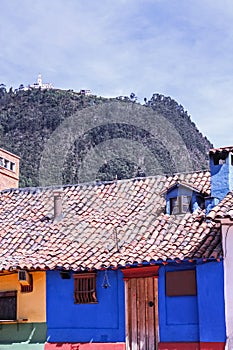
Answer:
[0,271,46,322]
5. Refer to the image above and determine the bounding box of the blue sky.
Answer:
[1,0,233,147]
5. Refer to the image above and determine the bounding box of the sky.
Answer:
[1,0,233,147]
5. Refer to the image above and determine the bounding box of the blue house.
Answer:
[46,269,125,345]
[0,146,232,350]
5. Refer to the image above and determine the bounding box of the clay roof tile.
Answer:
[0,170,223,270]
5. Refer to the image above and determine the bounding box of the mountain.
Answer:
[0,87,212,187]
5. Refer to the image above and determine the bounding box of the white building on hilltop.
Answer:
[29,74,53,90]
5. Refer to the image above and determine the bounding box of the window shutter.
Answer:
[181,196,191,213]
[170,196,191,214]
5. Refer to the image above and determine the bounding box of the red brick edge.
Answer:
[200,343,225,350]
[158,342,225,350]
[44,343,126,350]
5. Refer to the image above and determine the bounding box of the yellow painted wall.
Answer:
[0,271,46,322]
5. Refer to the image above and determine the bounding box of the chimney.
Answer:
[0,148,20,191]
[209,146,233,202]
[53,189,63,222]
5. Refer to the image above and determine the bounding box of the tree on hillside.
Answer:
[0,84,6,98]
[130,92,137,102]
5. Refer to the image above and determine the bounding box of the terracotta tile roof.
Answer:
[160,180,209,196]
[209,146,233,154]
[206,193,233,221]
[0,169,224,271]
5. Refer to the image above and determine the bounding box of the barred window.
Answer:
[21,284,33,293]
[74,273,97,304]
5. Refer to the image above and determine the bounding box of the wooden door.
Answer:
[126,277,158,350]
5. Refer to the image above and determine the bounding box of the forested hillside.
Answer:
[0,87,212,187]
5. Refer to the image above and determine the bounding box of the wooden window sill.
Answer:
[0,319,28,324]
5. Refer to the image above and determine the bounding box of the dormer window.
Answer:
[170,195,191,215]
[163,182,202,215]
[213,152,227,165]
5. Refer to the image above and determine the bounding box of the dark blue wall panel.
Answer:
[159,265,199,342]
[166,296,198,325]
[197,261,226,342]
[46,270,125,343]
[158,262,226,342]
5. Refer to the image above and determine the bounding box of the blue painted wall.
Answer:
[197,261,226,342]
[158,262,226,342]
[210,152,233,201]
[46,270,125,343]
[205,197,220,215]
[159,265,199,342]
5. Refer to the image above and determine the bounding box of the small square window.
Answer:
[166,270,197,296]
[74,273,97,304]
[0,291,17,320]
[213,153,227,165]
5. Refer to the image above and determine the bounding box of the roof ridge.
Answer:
[0,168,210,195]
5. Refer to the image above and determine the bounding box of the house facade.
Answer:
[0,271,46,347]
[46,269,125,347]
[0,146,232,349]
[0,148,19,191]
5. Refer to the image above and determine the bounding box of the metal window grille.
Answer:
[74,273,97,304]
[21,284,33,293]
